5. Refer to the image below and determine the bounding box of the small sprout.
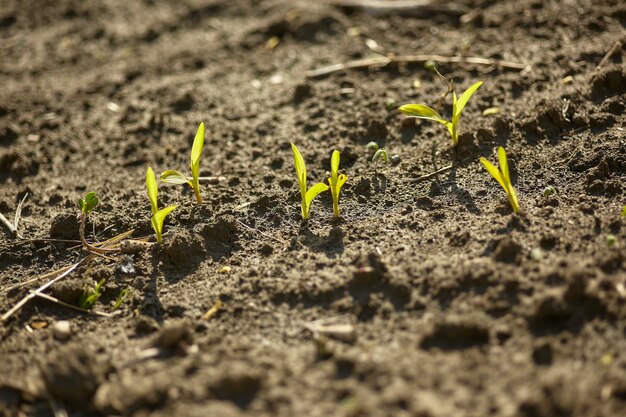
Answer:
[113,288,131,310]
[328,150,348,218]
[79,279,105,310]
[366,141,379,154]
[482,107,501,116]
[78,192,99,215]
[291,143,329,221]
[146,167,177,243]
[399,81,483,146]
[424,60,438,71]
[543,186,557,198]
[161,122,205,204]
[480,146,520,213]
[606,234,617,248]
[372,148,388,164]
[530,247,544,261]
[385,98,396,111]
[621,206,626,217]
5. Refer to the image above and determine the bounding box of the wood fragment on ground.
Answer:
[306,54,528,78]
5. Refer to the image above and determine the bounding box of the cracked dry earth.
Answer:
[1,0,626,416]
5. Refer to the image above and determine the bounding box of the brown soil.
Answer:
[1,0,626,416]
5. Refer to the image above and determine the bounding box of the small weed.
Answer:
[399,81,483,146]
[113,288,131,310]
[146,167,177,243]
[291,143,329,221]
[606,234,618,248]
[161,122,205,204]
[372,147,388,174]
[480,146,520,213]
[79,278,105,310]
[621,206,626,217]
[327,150,347,218]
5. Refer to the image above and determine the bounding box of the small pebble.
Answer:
[53,320,72,341]
[390,154,401,164]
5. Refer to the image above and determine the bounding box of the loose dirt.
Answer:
[1,0,625,416]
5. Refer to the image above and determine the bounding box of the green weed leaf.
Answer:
[453,81,483,118]
[328,150,347,217]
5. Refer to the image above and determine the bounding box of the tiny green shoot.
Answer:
[79,278,105,310]
[113,288,131,310]
[399,81,483,146]
[161,122,205,204]
[328,150,348,218]
[621,206,626,217]
[146,167,177,243]
[291,143,329,221]
[78,192,99,215]
[479,146,520,213]
[366,141,379,154]
[543,186,557,198]
[606,234,617,248]
[372,147,388,174]
[76,192,114,254]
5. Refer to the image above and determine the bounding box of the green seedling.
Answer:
[399,81,483,146]
[480,146,520,213]
[79,278,105,310]
[161,122,205,204]
[372,147,388,174]
[146,167,177,243]
[606,234,617,248]
[113,288,131,310]
[366,141,379,154]
[291,143,329,221]
[76,192,114,254]
[328,150,348,218]
[543,186,557,198]
[621,206,626,217]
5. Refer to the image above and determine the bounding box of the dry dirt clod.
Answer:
[40,344,107,407]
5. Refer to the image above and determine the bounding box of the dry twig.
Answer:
[306,54,527,78]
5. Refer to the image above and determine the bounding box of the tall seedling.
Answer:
[161,122,205,204]
[146,167,177,243]
[399,81,483,146]
[291,143,329,221]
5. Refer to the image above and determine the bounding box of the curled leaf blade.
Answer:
[331,150,340,179]
[146,167,158,215]
[291,143,307,193]
[151,205,177,243]
[190,122,205,176]
[161,170,192,186]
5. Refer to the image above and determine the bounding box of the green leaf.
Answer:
[479,157,506,190]
[146,167,159,215]
[497,146,510,184]
[78,192,99,214]
[305,182,329,208]
[453,81,483,118]
[161,170,192,186]
[291,143,308,218]
[190,122,205,182]
[372,148,388,163]
[331,150,340,180]
[151,205,177,243]
[399,104,447,124]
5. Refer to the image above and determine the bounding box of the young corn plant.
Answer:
[161,122,205,204]
[79,278,105,310]
[399,81,483,146]
[291,143,329,221]
[327,150,347,218]
[146,167,177,243]
[480,146,520,213]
